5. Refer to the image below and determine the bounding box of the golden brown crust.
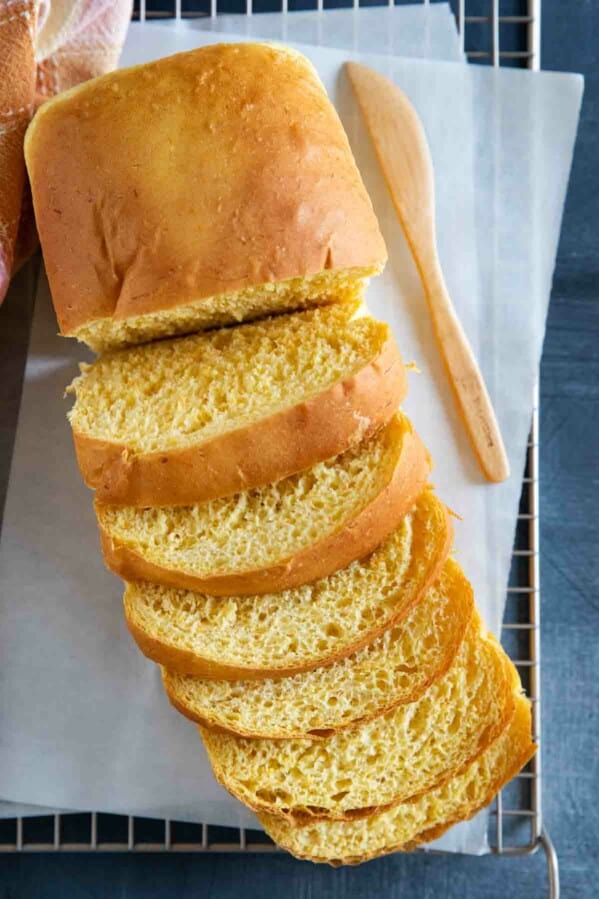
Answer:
[258,697,536,865]
[25,43,387,341]
[103,423,430,597]
[74,334,406,506]
[123,494,454,680]
[162,558,475,739]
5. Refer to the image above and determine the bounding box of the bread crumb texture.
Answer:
[124,490,450,675]
[201,615,517,818]
[75,269,377,352]
[99,415,406,578]
[163,558,474,737]
[258,696,534,864]
[69,303,390,453]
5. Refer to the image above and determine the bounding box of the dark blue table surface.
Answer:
[1,1,597,896]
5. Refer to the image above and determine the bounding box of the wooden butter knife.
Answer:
[346,62,510,483]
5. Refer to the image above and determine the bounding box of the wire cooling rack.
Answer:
[0,1,559,896]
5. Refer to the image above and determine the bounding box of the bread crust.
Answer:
[123,492,453,680]
[104,422,430,597]
[199,637,518,823]
[162,559,475,739]
[74,334,406,507]
[25,43,387,344]
[257,697,536,865]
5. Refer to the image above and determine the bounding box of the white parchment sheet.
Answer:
[173,2,464,61]
[0,19,582,855]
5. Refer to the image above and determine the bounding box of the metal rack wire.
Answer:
[0,1,558,896]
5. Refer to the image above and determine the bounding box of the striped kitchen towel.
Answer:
[0,0,131,303]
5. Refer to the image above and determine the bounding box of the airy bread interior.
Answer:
[123,489,451,678]
[258,695,535,864]
[73,268,378,353]
[68,302,390,454]
[200,614,518,819]
[163,558,474,738]
[98,415,417,583]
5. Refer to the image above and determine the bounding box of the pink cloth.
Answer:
[0,0,132,304]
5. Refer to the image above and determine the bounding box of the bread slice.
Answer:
[163,558,473,738]
[200,613,518,820]
[98,414,430,596]
[68,303,406,507]
[25,43,387,353]
[123,490,452,679]
[258,695,535,864]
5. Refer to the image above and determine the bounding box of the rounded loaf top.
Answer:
[25,42,387,350]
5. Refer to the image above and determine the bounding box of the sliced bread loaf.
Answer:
[258,695,535,864]
[68,303,406,507]
[98,414,430,596]
[123,490,452,679]
[25,43,387,353]
[163,558,473,738]
[200,613,519,820]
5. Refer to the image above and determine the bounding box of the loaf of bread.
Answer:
[68,303,406,507]
[123,490,452,679]
[24,43,387,352]
[163,558,473,738]
[97,414,430,596]
[200,614,518,820]
[258,695,535,864]
[31,39,531,862]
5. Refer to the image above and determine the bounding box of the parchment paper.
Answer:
[173,3,463,62]
[0,22,582,855]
